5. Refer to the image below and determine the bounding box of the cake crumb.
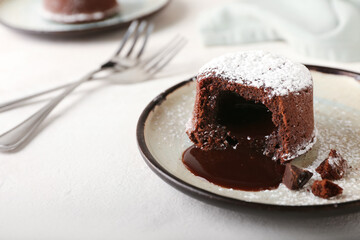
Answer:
[316,149,348,180]
[311,179,343,199]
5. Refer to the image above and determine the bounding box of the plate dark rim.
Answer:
[0,0,170,37]
[136,65,360,213]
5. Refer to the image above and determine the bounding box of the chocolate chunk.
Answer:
[282,164,313,190]
[316,149,348,180]
[311,179,343,199]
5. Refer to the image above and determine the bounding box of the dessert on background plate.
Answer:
[42,0,119,23]
[0,0,169,36]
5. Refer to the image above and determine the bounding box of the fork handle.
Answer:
[0,62,117,112]
[0,70,98,151]
[0,82,74,111]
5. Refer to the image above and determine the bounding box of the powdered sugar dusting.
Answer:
[198,51,312,97]
[328,156,346,169]
[328,156,339,166]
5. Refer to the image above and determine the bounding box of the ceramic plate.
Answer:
[0,0,169,36]
[137,65,360,212]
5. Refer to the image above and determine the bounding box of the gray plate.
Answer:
[0,0,169,36]
[137,65,360,213]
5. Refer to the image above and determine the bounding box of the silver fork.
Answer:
[0,20,152,113]
[0,30,186,152]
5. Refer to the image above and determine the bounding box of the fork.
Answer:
[0,20,151,112]
[0,26,187,152]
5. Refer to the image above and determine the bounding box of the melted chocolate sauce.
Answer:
[182,94,285,191]
[182,145,284,191]
[217,92,276,141]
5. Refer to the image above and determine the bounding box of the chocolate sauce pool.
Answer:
[182,96,285,191]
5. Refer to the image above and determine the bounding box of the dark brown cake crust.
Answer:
[44,0,118,14]
[187,74,315,162]
[311,179,343,199]
[43,0,119,23]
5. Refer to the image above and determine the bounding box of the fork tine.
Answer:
[140,35,182,67]
[142,36,183,71]
[114,20,139,57]
[145,38,187,75]
[148,40,186,75]
[125,20,147,57]
[136,23,154,59]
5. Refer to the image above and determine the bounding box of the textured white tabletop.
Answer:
[0,1,360,239]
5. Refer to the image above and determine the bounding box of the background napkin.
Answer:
[198,0,360,62]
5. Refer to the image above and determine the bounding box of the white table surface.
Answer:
[0,1,360,239]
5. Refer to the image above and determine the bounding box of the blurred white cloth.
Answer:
[198,0,360,62]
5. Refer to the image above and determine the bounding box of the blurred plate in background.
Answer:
[0,0,169,36]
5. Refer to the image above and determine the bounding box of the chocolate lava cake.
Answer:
[43,0,119,23]
[186,51,316,162]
